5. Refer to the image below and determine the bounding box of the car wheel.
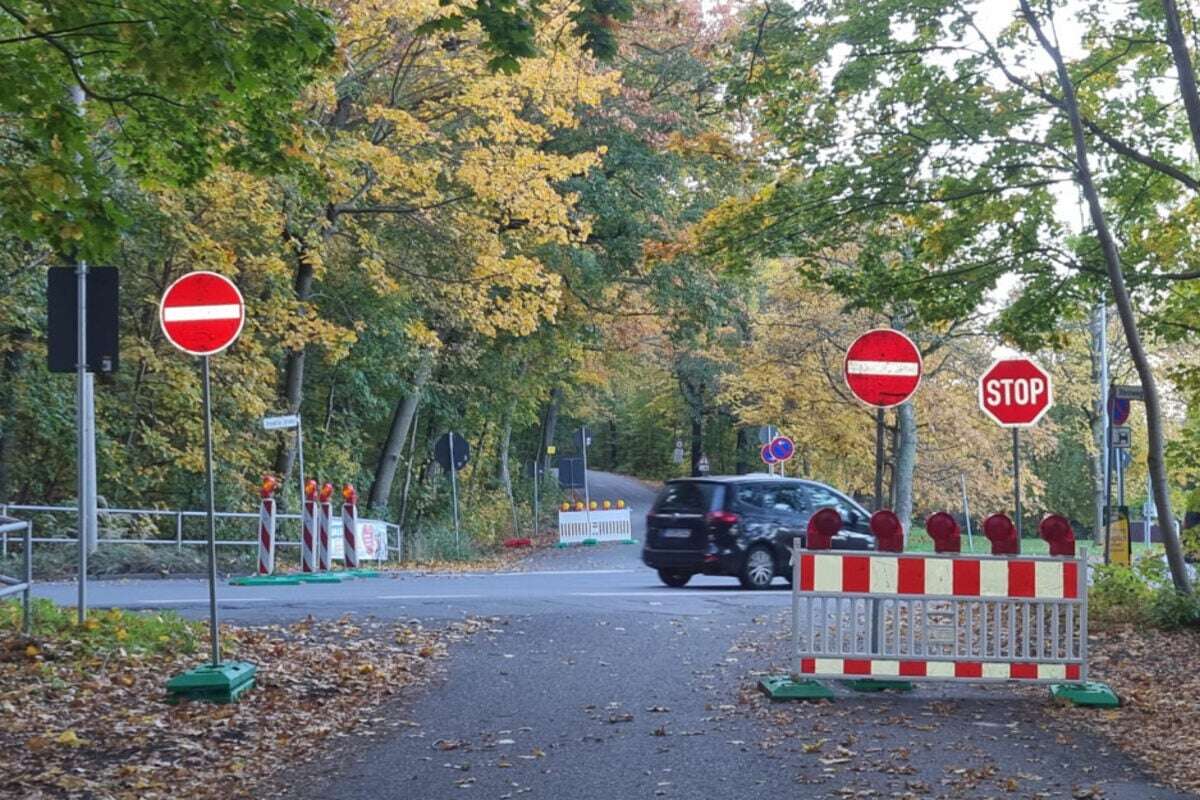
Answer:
[657,569,692,588]
[739,545,775,589]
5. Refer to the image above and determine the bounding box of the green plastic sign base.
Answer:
[230,574,301,586]
[166,661,257,704]
[1050,682,1120,708]
[620,539,638,545]
[555,542,573,548]
[344,569,380,578]
[294,573,345,583]
[758,675,834,701]
[581,538,598,546]
[841,678,915,693]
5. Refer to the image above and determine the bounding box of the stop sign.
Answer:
[844,329,923,408]
[978,358,1053,426]
[159,271,245,356]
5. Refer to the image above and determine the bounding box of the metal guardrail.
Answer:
[0,517,32,634]
[0,503,402,563]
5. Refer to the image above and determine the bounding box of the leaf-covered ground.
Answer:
[0,604,487,799]
[1050,625,1200,795]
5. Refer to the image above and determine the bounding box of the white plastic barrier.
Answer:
[557,508,633,545]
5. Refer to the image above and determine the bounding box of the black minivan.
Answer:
[641,475,874,589]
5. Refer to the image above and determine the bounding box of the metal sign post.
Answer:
[160,271,256,703]
[580,426,592,535]
[960,472,974,551]
[1012,428,1022,539]
[200,357,220,666]
[449,435,460,551]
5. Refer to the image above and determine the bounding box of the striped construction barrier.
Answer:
[257,476,278,575]
[759,508,1116,706]
[301,479,318,573]
[318,482,334,572]
[342,483,359,569]
[557,505,633,546]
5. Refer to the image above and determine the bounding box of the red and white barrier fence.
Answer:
[762,505,1117,707]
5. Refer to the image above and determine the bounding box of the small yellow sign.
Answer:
[546,445,556,455]
[1107,506,1131,566]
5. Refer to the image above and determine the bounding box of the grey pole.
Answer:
[201,356,221,667]
[1099,302,1110,557]
[1117,445,1126,507]
[448,435,461,552]
[85,372,97,553]
[71,82,91,624]
[532,460,539,538]
[296,413,305,544]
[960,472,973,551]
[1012,428,1022,540]
[581,426,592,534]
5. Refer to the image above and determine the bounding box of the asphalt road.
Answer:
[32,471,1193,799]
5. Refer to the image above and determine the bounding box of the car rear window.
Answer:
[653,481,722,513]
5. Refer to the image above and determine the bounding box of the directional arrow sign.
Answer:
[159,271,245,356]
[844,329,923,408]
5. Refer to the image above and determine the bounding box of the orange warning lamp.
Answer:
[560,502,570,512]
[602,500,612,510]
[260,475,279,498]
[319,482,334,502]
[342,483,357,504]
[304,478,318,499]
[574,501,585,511]
[616,499,625,509]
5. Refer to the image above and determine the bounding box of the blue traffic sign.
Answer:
[769,435,795,462]
[760,444,777,464]
[1109,395,1131,425]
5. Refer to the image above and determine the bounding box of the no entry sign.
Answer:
[844,329,923,408]
[159,271,245,356]
[979,358,1053,427]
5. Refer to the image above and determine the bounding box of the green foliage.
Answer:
[2,599,200,656]
[1089,556,1200,629]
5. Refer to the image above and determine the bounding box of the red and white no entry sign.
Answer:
[843,329,923,408]
[979,358,1052,427]
[159,271,245,356]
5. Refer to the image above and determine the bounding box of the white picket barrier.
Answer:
[557,508,633,545]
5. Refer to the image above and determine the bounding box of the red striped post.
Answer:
[318,482,334,571]
[342,483,359,569]
[302,478,318,572]
[258,475,278,574]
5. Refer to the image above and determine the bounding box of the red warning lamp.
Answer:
[925,512,961,554]
[304,478,318,500]
[869,510,904,553]
[1039,514,1076,557]
[806,508,842,550]
[983,513,1019,555]
[342,483,358,505]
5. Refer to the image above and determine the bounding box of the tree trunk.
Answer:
[536,387,561,475]
[1090,307,1107,541]
[0,331,28,503]
[273,207,338,488]
[367,354,433,512]
[1021,0,1191,591]
[873,408,886,511]
[894,400,917,535]
[735,427,749,474]
[499,400,519,537]
[608,418,618,471]
[1161,0,1200,160]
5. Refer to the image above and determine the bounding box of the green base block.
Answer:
[758,675,834,701]
[1050,682,1120,708]
[840,678,915,693]
[581,538,598,546]
[620,539,638,545]
[166,661,257,704]
[230,574,302,586]
[294,573,346,583]
[343,569,379,578]
[555,541,574,548]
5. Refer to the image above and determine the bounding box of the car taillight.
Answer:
[706,510,739,526]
